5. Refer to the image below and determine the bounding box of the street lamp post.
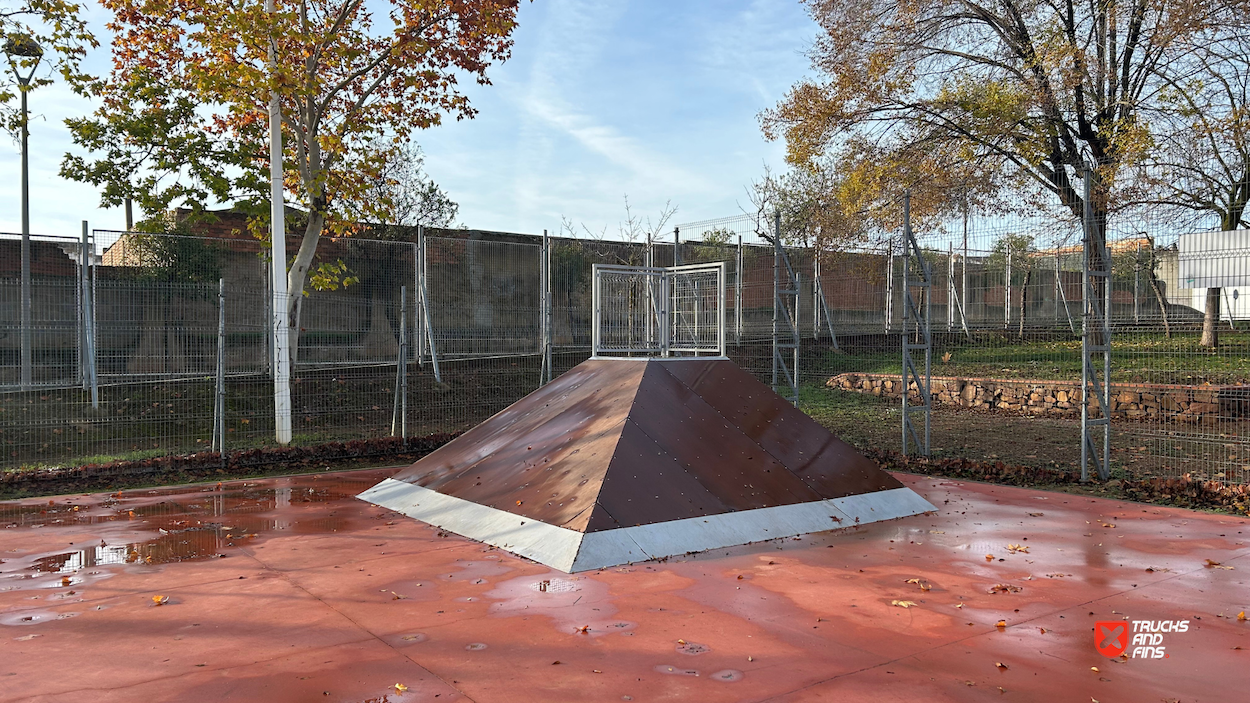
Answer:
[5,34,42,390]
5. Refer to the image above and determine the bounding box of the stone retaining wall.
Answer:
[826,373,1250,424]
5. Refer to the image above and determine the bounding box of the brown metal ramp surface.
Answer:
[362,358,932,571]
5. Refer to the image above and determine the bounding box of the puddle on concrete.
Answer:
[0,471,391,596]
[676,641,710,655]
[484,572,631,637]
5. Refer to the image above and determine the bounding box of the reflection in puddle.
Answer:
[0,470,392,597]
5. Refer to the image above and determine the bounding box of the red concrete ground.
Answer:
[1,468,1246,702]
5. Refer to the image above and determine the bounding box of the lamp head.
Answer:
[4,34,42,59]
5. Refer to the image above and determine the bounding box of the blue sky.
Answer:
[0,0,818,241]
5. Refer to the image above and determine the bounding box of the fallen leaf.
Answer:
[996,620,1007,629]
[891,600,918,608]
[551,661,562,665]
[1204,559,1234,570]
[988,583,1022,594]
[905,578,922,584]
[677,639,687,644]
[1039,628,1047,634]
[1027,512,1044,517]
[747,656,754,662]
[920,583,932,592]
[14,634,41,641]
[1238,611,1246,622]
[152,595,169,606]
[1090,666,1099,672]
[576,626,590,634]
[995,662,1009,670]
[592,669,602,673]
[736,575,744,580]
[955,603,964,609]
[985,554,995,562]
[1006,544,1029,554]
[394,683,408,692]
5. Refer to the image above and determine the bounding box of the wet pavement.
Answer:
[0,467,1246,702]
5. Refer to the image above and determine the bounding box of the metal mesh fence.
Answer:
[591,262,725,357]
[592,266,663,356]
[2,207,1248,487]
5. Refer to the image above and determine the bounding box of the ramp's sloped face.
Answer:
[389,360,644,532]
[659,360,901,498]
[360,358,934,572]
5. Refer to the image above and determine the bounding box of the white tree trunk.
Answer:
[1200,287,1220,348]
[284,210,326,365]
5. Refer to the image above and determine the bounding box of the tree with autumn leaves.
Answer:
[66,0,520,358]
[762,0,1250,345]
[1135,30,1250,347]
[1,0,97,136]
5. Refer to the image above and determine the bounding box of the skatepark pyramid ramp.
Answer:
[359,357,934,572]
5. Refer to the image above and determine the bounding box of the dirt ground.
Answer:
[800,385,1250,486]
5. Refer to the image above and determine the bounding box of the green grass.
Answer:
[820,331,1250,385]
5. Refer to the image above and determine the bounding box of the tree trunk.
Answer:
[1018,267,1031,338]
[1148,272,1171,339]
[284,210,326,365]
[1200,287,1220,348]
[1143,236,1170,338]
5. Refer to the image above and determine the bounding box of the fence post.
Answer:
[962,213,969,329]
[417,226,442,384]
[213,278,226,461]
[540,230,552,386]
[392,286,408,438]
[717,261,726,356]
[1081,163,1111,481]
[885,239,895,331]
[735,235,743,342]
[1005,247,1012,329]
[413,241,423,364]
[674,226,681,266]
[1134,241,1141,324]
[82,222,98,409]
[948,243,955,332]
[812,253,820,338]
[646,232,655,350]
[592,265,601,357]
[78,223,87,387]
[773,226,780,389]
[900,192,931,456]
[545,234,553,381]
